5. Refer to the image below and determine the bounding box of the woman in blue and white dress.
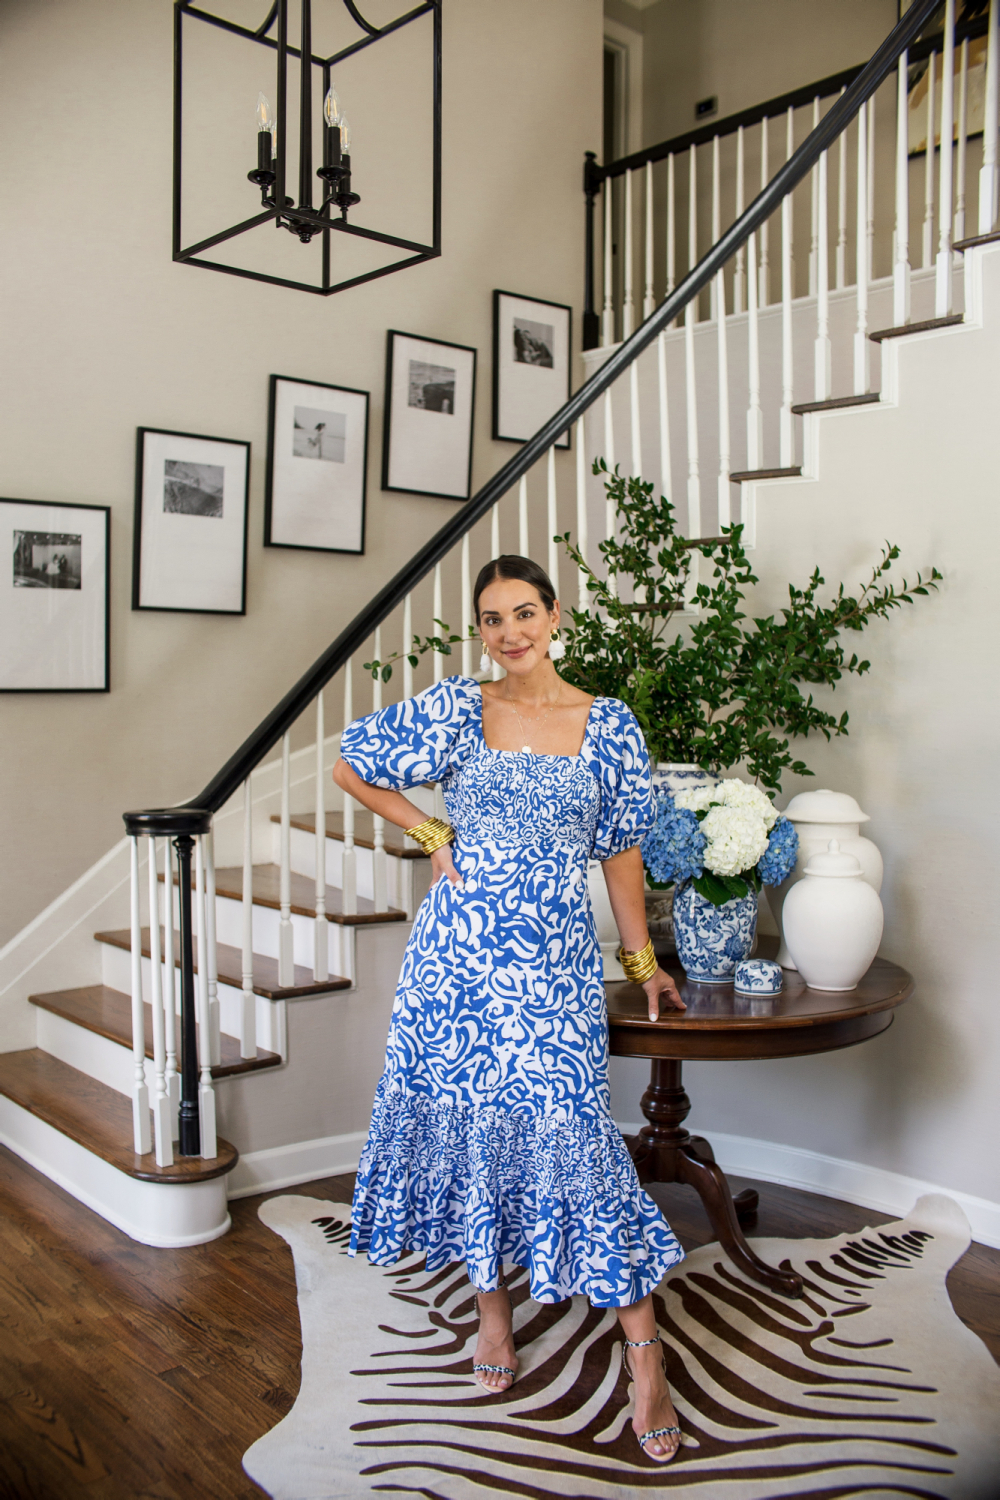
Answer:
[333,555,687,1463]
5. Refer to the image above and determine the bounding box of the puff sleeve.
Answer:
[340,676,478,790]
[588,698,655,861]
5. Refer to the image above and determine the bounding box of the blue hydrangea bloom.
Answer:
[756,815,799,886]
[642,793,706,886]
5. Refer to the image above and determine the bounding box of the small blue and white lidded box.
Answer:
[733,959,783,996]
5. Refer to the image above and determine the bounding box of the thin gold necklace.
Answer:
[503,683,562,754]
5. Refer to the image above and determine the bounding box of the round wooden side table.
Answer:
[606,937,913,1299]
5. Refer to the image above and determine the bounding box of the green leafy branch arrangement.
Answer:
[556,462,941,791]
[363,620,476,683]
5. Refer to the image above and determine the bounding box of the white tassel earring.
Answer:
[480,643,491,674]
[548,630,566,662]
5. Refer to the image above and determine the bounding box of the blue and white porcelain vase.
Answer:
[651,762,718,800]
[672,877,758,984]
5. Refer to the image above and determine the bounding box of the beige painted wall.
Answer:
[0,0,601,947]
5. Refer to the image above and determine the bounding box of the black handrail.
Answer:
[125,0,940,830]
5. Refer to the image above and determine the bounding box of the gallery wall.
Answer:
[0,0,602,947]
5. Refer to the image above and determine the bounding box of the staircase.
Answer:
[0,0,997,1247]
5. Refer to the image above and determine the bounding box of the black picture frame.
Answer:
[133,427,250,616]
[381,330,477,501]
[0,495,110,693]
[264,375,369,555]
[492,290,572,449]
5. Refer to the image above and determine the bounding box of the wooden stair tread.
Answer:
[0,1049,238,1183]
[28,985,281,1080]
[791,392,881,414]
[167,863,406,924]
[954,227,1000,251]
[869,314,964,342]
[94,929,350,1001]
[278,810,427,859]
[729,465,802,482]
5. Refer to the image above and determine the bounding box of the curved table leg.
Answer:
[676,1144,802,1298]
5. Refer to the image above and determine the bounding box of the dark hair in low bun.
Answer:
[473,555,556,621]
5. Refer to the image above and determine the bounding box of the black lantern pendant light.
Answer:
[173,0,442,296]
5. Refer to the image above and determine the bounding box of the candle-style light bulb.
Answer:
[324,84,342,130]
[256,91,274,133]
[340,115,352,153]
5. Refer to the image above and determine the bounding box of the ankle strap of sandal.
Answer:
[623,1336,660,1348]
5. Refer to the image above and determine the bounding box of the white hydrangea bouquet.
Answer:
[643,777,798,907]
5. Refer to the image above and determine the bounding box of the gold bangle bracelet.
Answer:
[618,938,658,984]
[404,816,455,856]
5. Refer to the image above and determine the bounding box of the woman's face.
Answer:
[478,577,559,678]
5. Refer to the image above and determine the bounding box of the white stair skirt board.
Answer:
[0,1094,232,1247]
[616,1120,1000,1250]
[227,1129,367,1199]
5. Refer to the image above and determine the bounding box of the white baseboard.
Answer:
[227,1130,366,1199]
[615,1121,1000,1251]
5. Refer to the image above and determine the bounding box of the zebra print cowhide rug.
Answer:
[244,1192,998,1499]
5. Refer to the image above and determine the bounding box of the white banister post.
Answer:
[602,181,615,346]
[759,114,770,304]
[779,108,795,467]
[657,329,672,506]
[815,148,831,401]
[432,564,444,682]
[240,775,257,1056]
[924,47,937,267]
[161,837,179,1135]
[734,125,746,314]
[129,836,151,1155]
[546,447,560,594]
[402,594,414,699]
[204,823,220,1067]
[341,659,358,916]
[980,0,999,233]
[855,103,870,395]
[313,689,328,982]
[147,838,172,1168]
[710,135,721,321]
[372,625,388,913]
[623,168,634,339]
[837,89,848,289]
[575,417,588,614]
[936,0,956,315]
[194,835,217,1160]
[809,96,820,296]
[460,534,472,676]
[895,51,912,324]
[746,231,763,470]
[867,96,876,283]
[955,37,969,247]
[666,152,676,321]
[517,476,529,557]
[278,731,294,985]
[643,160,655,318]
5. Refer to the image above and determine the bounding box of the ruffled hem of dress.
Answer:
[347,1083,684,1307]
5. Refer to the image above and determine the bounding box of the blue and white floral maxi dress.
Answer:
[340,676,684,1307]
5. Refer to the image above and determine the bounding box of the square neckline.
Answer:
[474,683,601,760]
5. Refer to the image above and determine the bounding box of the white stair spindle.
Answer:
[779,108,795,467]
[815,148,831,401]
[980,0,999,233]
[204,824,220,1067]
[623,168,634,339]
[279,732,294,985]
[194,835,217,1160]
[461,534,472,676]
[575,417,588,613]
[432,564,444,682]
[955,36,969,247]
[657,329,672,504]
[517,477,528,557]
[489,507,502,679]
[809,96,820,296]
[715,253,730,529]
[710,136,720,321]
[129,836,151,1156]
[895,51,912,324]
[746,231,763,470]
[643,160,655,318]
[684,297,701,542]
[161,837,179,1134]
[147,838,172,1169]
[688,142,698,308]
[546,447,560,593]
[936,0,956,315]
[924,49,936,267]
[629,359,642,478]
[734,125,746,314]
[667,152,676,318]
[759,115,770,304]
[314,689,328,982]
[867,96,876,283]
[602,181,614,346]
[372,627,388,913]
[341,660,358,915]
[241,776,256,1057]
[855,104,870,395]
[402,594,414,699]
[837,90,848,289]
[603,390,617,596]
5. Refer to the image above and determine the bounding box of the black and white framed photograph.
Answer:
[0,496,110,692]
[382,330,477,501]
[133,428,250,614]
[492,290,571,448]
[265,375,369,554]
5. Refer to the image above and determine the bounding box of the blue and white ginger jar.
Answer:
[672,877,758,984]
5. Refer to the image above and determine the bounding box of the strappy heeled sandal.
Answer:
[472,1276,517,1391]
[622,1336,681,1463]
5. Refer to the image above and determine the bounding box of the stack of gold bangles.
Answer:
[617,937,658,984]
[404,815,455,855]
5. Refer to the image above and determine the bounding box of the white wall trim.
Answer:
[227,1129,366,1199]
[604,16,644,157]
[615,1121,1000,1250]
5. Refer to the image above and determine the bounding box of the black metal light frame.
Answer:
[173,0,442,297]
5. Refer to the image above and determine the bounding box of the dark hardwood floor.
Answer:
[0,1143,996,1499]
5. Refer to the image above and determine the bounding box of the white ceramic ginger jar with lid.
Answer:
[781,839,884,992]
[767,788,883,968]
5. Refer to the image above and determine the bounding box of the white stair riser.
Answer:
[211,892,357,976]
[284,824,411,911]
